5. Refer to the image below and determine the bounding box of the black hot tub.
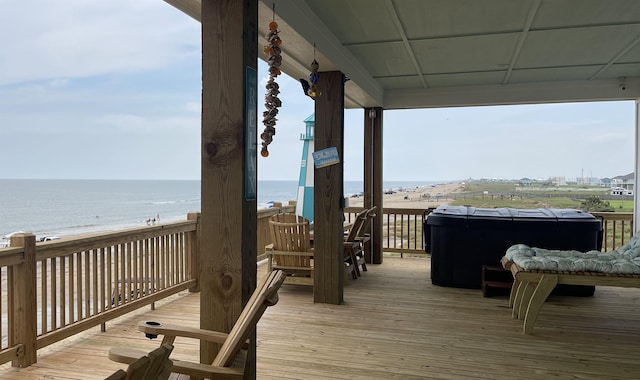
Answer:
[424,206,602,292]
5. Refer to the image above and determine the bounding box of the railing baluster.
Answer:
[154,236,160,293]
[60,256,66,327]
[399,214,404,258]
[603,218,609,251]
[51,258,57,330]
[173,233,178,285]
[612,220,617,249]
[133,241,140,300]
[120,243,127,304]
[128,242,133,302]
[91,249,97,317]
[76,252,82,320]
[0,267,3,350]
[385,213,390,250]
[161,235,167,290]
[111,244,117,303]
[41,260,47,335]
[1,267,4,349]
[176,233,180,284]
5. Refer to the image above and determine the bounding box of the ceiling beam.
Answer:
[384,78,640,109]
[502,0,541,85]
[385,0,427,88]
[590,33,640,80]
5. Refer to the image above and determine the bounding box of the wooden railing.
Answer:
[0,205,295,369]
[591,212,634,251]
[0,214,200,368]
[345,207,433,256]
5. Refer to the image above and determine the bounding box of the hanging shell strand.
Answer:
[261,20,283,157]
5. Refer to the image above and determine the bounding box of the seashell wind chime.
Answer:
[260,6,283,158]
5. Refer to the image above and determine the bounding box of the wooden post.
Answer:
[363,108,373,262]
[372,107,384,264]
[364,108,384,263]
[187,212,201,293]
[634,98,640,231]
[313,70,345,304]
[9,233,37,367]
[201,1,258,377]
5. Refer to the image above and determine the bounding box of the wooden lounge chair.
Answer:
[108,270,287,379]
[105,343,173,380]
[501,257,640,334]
[266,214,315,285]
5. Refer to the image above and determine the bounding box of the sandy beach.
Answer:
[347,182,465,209]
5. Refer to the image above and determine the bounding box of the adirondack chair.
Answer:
[105,343,173,380]
[266,214,315,285]
[343,209,369,278]
[356,206,377,245]
[345,206,378,276]
[108,270,287,380]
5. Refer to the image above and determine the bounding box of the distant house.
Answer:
[519,178,533,186]
[612,173,634,192]
[548,176,566,186]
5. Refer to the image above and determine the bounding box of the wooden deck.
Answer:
[2,256,640,379]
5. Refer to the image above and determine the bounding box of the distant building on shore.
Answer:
[548,176,567,186]
[612,172,634,193]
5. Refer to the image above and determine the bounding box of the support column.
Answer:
[314,71,345,304]
[634,99,640,232]
[365,107,384,264]
[200,1,258,377]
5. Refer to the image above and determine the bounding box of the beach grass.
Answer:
[449,195,582,209]
[607,199,634,212]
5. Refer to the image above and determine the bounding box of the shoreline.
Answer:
[2,180,460,239]
[347,181,465,209]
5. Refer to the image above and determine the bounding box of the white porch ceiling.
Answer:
[165,0,640,109]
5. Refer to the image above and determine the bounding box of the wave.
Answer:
[149,198,200,205]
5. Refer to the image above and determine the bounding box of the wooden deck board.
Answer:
[2,256,640,379]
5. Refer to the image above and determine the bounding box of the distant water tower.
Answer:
[296,114,314,221]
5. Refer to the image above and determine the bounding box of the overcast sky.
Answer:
[0,0,635,182]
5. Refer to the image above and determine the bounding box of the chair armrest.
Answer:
[108,347,147,365]
[137,321,230,345]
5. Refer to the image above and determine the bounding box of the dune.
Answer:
[347,182,465,209]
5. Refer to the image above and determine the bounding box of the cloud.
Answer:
[0,0,199,86]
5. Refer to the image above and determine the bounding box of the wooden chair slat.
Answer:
[267,214,314,285]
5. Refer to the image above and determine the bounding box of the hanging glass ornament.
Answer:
[299,44,321,100]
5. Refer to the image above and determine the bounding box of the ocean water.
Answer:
[0,179,435,239]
